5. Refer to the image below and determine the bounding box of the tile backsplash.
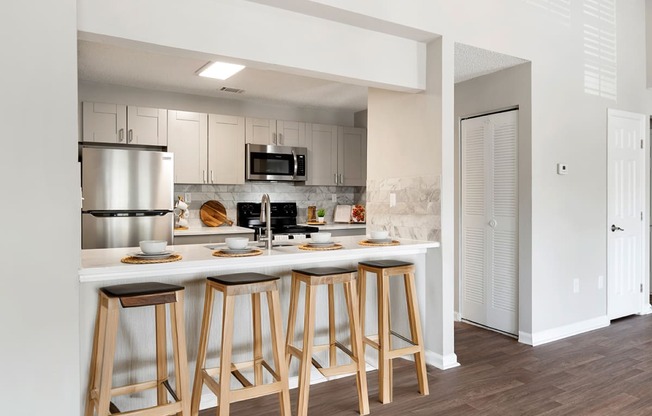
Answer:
[174,183,366,225]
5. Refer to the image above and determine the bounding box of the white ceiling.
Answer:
[78,40,528,111]
[454,43,528,84]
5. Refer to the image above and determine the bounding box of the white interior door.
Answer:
[607,109,646,320]
[461,110,519,335]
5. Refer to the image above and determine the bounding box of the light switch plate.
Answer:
[557,163,568,175]
[184,193,192,203]
[389,193,396,207]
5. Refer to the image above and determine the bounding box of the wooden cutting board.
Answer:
[199,200,234,227]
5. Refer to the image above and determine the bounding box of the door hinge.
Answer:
[641,139,644,149]
[642,211,644,221]
[641,283,644,293]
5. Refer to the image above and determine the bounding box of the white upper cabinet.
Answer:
[82,101,167,146]
[245,118,305,147]
[82,102,127,143]
[208,114,245,185]
[307,123,338,186]
[167,110,207,184]
[307,124,366,186]
[276,120,305,147]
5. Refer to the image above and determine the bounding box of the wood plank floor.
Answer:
[200,315,652,415]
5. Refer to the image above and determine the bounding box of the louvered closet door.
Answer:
[461,110,518,335]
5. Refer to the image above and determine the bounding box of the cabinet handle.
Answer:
[211,170,214,183]
[118,128,124,142]
[339,173,343,184]
[202,170,206,184]
[279,133,283,145]
[272,133,277,145]
[334,173,337,184]
[127,129,133,143]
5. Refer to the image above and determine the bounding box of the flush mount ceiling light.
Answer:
[197,61,245,80]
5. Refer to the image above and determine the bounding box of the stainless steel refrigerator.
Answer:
[81,147,174,249]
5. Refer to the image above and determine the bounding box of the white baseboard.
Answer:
[638,304,652,315]
[454,311,462,321]
[524,315,609,347]
[425,350,459,370]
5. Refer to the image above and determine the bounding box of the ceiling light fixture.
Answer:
[197,61,245,80]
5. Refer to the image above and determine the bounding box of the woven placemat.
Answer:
[298,243,343,251]
[358,240,400,247]
[213,249,263,258]
[121,254,182,264]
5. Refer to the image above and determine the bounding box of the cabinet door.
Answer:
[338,127,367,186]
[82,102,127,143]
[245,117,277,145]
[277,120,305,147]
[208,114,245,184]
[168,110,208,184]
[127,106,168,146]
[306,123,338,186]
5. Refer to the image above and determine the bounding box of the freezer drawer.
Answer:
[82,212,173,249]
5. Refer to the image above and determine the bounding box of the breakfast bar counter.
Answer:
[78,236,456,412]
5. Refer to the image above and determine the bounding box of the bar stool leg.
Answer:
[328,284,337,367]
[378,272,392,404]
[98,296,120,415]
[285,276,300,369]
[404,271,429,396]
[171,290,192,415]
[297,283,316,416]
[267,289,292,416]
[85,293,108,416]
[357,266,367,354]
[252,293,263,386]
[218,295,236,416]
[344,280,370,415]
[191,285,215,416]
[155,304,168,406]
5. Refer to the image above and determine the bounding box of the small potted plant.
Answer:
[317,208,326,223]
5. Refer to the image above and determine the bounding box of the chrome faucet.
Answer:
[260,193,273,250]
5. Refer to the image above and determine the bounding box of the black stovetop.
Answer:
[236,202,319,236]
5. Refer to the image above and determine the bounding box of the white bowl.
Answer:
[225,237,249,250]
[370,230,389,240]
[139,240,167,254]
[310,232,331,243]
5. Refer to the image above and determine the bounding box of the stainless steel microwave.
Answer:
[245,144,307,182]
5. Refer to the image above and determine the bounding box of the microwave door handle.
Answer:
[292,149,298,178]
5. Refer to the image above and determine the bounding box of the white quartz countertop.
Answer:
[173,224,255,236]
[79,236,439,283]
[297,223,366,231]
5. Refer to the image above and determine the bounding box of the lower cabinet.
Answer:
[173,232,253,245]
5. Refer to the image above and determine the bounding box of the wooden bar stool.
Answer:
[357,260,429,404]
[286,267,369,416]
[191,273,290,416]
[85,282,190,416]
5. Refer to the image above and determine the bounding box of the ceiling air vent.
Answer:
[219,86,245,94]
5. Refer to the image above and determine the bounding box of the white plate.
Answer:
[367,238,393,244]
[308,242,336,247]
[220,248,256,254]
[131,251,175,259]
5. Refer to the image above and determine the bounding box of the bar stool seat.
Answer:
[358,260,429,404]
[286,267,369,416]
[192,272,290,416]
[85,282,190,416]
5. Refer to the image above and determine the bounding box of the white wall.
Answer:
[79,81,355,126]
[0,0,80,414]
[454,62,533,336]
[301,0,652,341]
[77,0,426,92]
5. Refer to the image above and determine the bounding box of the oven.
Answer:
[237,202,318,241]
[245,144,307,182]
